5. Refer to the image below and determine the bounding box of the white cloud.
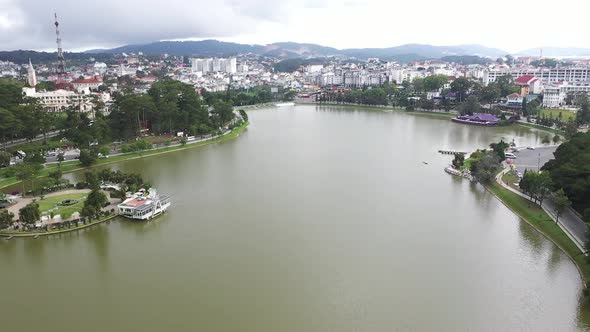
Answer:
[0,0,588,53]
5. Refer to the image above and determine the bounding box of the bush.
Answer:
[120,140,153,153]
[79,149,97,166]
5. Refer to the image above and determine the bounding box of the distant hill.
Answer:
[0,50,113,65]
[86,40,508,62]
[516,47,590,58]
[88,40,265,57]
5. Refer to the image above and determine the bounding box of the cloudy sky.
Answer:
[0,0,587,53]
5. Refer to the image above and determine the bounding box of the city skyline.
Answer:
[1,0,589,53]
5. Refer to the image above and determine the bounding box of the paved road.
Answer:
[513,146,558,175]
[496,168,588,251]
[2,130,61,149]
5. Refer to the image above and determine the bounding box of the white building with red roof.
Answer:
[118,188,171,220]
[72,76,103,93]
[514,74,542,95]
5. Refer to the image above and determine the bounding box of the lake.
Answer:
[1,105,589,331]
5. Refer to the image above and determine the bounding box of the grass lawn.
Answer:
[487,181,590,285]
[540,109,576,121]
[37,193,88,219]
[516,122,565,136]
[502,170,521,191]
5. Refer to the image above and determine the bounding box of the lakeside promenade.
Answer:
[495,167,588,252]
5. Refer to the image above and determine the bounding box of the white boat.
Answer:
[444,166,462,176]
[275,102,295,107]
[117,188,171,220]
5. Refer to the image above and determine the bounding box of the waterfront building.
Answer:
[484,67,590,85]
[452,113,500,126]
[117,189,171,220]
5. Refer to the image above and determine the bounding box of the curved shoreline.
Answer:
[0,121,250,190]
[484,177,589,289]
[0,214,118,238]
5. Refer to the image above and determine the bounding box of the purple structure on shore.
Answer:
[452,113,500,126]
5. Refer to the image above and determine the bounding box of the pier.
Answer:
[438,150,468,156]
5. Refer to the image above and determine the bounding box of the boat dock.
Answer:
[438,150,468,155]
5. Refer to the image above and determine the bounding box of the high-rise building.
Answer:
[191,58,237,74]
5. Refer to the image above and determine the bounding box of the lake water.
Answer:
[2,105,589,331]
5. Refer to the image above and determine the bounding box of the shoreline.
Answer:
[311,102,457,118]
[483,173,589,289]
[0,214,118,238]
[312,102,564,136]
[0,121,250,190]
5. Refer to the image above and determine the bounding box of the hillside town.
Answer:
[3,51,590,116]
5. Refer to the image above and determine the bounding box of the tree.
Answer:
[423,75,448,91]
[14,163,42,196]
[535,171,553,205]
[479,83,500,105]
[519,171,552,204]
[552,134,560,144]
[0,107,17,149]
[563,121,578,139]
[412,77,425,94]
[81,189,108,218]
[459,95,480,115]
[210,100,234,128]
[553,188,571,223]
[576,95,590,125]
[79,149,97,167]
[84,171,100,189]
[36,81,56,91]
[239,109,248,122]
[505,54,514,65]
[0,209,14,230]
[472,152,500,183]
[450,77,473,102]
[452,154,465,169]
[48,169,63,184]
[0,151,10,167]
[490,140,509,161]
[19,202,40,225]
[542,132,590,214]
[495,75,519,97]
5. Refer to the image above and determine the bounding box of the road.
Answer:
[496,167,588,252]
[2,130,61,149]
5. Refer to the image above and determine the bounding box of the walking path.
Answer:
[6,189,91,220]
[495,167,587,252]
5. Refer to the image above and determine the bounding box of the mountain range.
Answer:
[516,47,590,58]
[86,40,509,61]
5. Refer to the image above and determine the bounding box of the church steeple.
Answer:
[27,58,37,88]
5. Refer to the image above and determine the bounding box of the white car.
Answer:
[527,146,535,150]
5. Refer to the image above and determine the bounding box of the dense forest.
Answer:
[202,86,296,106]
[542,132,590,220]
[0,79,54,145]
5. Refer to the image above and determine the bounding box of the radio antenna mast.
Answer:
[54,13,66,75]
